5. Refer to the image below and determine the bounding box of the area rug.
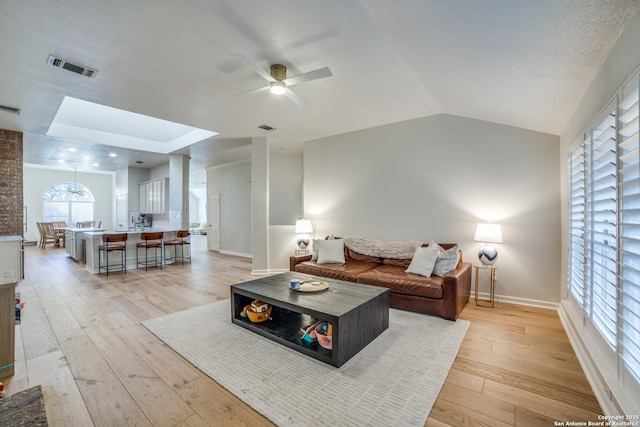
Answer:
[0,385,48,426]
[143,300,469,426]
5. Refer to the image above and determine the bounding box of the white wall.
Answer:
[149,163,169,181]
[303,113,560,303]
[269,225,300,272]
[266,152,304,269]
[23,166,114,241]
[269,152,303,225]
[207,160,252,257]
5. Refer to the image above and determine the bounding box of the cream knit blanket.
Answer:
[344,236,422,259]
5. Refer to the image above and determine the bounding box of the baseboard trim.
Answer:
[476,291,559,310]
[219,250,252,259]
[251,269,270,275]
[267,268,289,274]
[557,303,620,415]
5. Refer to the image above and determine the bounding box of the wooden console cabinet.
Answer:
[0,271,17,379]
[0,236,23,281]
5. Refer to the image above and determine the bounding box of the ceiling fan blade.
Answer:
[283,67,332,87]
[284,87,310,108]
[234,54,275,82]
[234,85,270,97]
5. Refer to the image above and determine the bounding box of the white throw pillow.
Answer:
[316,239,345,264]
[433,244,459,276]
[405,245,439,277]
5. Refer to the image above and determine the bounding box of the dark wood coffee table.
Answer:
[230,272,390,367]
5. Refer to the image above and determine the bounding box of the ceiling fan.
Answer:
[233,54,333,108]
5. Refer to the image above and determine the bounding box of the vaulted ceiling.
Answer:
[1,0,639,176]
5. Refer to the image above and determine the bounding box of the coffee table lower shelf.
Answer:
[232,308,333,365]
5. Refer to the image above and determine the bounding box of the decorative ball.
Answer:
[478,244,498,265]
[297,235,310,249]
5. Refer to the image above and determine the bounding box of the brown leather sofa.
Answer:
[290,243,471,320]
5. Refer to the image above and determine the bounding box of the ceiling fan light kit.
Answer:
[270,81,286,95]
[234,54,332,107]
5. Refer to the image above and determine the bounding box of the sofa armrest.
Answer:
[441,262,472,320]
[290,254,312,271]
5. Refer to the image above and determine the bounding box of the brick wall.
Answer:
[0,129,23,236]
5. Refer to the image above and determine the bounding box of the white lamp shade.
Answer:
[473,223,503,243]
[294,219,313,234]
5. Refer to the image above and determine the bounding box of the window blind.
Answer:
[618,76,640,381]
[586,102,618,348]
[43,201,70,223]
[569,140,586,306]
[70,202,94,226]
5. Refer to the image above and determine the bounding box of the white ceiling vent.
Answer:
[47,55,98,78]
[0,104,21,115]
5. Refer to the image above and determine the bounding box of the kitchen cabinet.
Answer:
[139,182,149,214]
[139,178,168,214]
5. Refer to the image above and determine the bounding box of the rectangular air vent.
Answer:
[0,104,21,115]
[258,124,276,131]
[47,55,98,78]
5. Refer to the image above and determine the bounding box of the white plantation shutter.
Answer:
[586,102,618,347]
[568,68,640,388]
[618,75,640,381]
[42,201,69,223]
[569,139,586,305]
[70,202,94,225]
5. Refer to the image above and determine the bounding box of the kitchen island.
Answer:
[65,227,105,262]
[83,229,188,273]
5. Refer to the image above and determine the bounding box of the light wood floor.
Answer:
[4,237,601,426]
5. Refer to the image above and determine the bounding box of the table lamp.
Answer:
[294,219,313,250]
[474,223,503,265]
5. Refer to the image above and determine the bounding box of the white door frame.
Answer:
[208,193,220,251]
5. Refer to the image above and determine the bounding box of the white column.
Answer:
[169,154,190,230]
[251,137,269,274]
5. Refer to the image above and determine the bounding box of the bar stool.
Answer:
[98,233,128,276]
[137,232,164,270]
[164,230,191,265]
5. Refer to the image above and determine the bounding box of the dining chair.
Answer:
[76,221,96,228]
[36,222,45,248]
[52,221,66,247]
[39,222,59,249]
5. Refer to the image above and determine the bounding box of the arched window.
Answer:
[42,182,95,226]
